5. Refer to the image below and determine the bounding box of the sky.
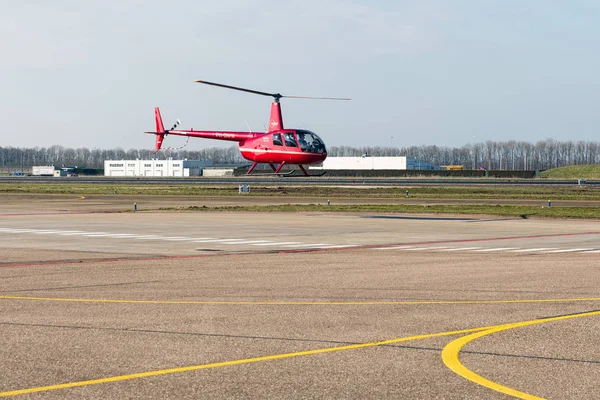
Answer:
[2,0,599,151]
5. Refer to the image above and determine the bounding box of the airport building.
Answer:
[103,159,213,177]
[310,156,440,170]
[32,165,76,177]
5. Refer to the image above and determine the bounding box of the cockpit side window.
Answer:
[296,130,326,153]
[272,133,283,146]
[284,132,297,147]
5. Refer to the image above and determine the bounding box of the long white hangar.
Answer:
[104,159,213,177]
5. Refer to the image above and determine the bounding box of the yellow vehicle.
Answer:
[441,165,464,170]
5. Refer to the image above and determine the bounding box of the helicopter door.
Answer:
[272,133,283,146]
[284,132,297,148]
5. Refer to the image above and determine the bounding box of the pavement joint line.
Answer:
[442,309,600,400]
[389,343,600,366]
[220,240,272,245]
[282,243,329,247]
[366,230,600,250]
[314,245,358,249]
[536,308,600,319]
[192,239,249,243]
[510,248,558,252]
[443,247,483,251]
[543,248,593,253]
[473,248,519,252]
[0,248,360,269]
[251,242,301,246]
[0,325,494,398]
[3,295,600,306]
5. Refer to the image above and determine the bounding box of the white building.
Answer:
[32,166,56,176]
[104,159,213,177]
[310,156,440,170]
[32,165,73,177]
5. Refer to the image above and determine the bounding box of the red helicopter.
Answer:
[145,80,350,175]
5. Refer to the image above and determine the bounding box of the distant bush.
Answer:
[77,168,104,176]
[486,170,536,178]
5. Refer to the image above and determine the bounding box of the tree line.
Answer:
[1,139,599,171]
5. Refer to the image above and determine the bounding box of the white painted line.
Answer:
[193,239,248,243]
[81,233,139,237]
[473,248,519,252]
[443,247,483,251]
[311,245,358,249]
[402,247,432,251]
[160,237,197,241]
[375,246,416,250]
[0,228,43,232]
[97,233,140,237]
[426,247,452,250]
[282,243,329,248]
[582,249,600,253]
[251,242,301,246]
[220,240,272,245]
[510,248,558,252]
[543,248,594,253]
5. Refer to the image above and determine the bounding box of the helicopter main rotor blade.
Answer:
[195,80,275,98]
[282,95,351,100]
[195,79,351,101]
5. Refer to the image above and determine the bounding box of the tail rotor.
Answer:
[146,107,180,151]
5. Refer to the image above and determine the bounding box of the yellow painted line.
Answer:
[79,196,85,200]
[2,295,600,306]
[442,310,600,399]
[0,326,491,397]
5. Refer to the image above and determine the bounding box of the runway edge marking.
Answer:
[442,309,600,399]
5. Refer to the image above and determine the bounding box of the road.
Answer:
[1,176,597,186]
[0,196,599,398]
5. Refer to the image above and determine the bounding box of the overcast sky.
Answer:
[2,1,599,151]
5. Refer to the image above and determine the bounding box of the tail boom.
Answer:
[145,107,258,151]
[166,130,257,142]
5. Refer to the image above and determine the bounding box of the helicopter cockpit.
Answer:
[296,130,326,154]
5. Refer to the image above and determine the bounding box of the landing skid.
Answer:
[251,170,296,176]
[285,170,328,177]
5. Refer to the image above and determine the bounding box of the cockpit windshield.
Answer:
[296,130,326,154]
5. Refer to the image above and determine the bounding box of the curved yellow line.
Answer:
[2,295,600,306]
[442,310,600,399]
[0,326,489,397]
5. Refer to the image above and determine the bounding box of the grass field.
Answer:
[2,183,600,200]
[148,203,600,219]
[539,165,600,179]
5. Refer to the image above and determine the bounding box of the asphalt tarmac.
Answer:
[1,194,599,399]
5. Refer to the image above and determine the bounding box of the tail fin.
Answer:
[154,107,166,151]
